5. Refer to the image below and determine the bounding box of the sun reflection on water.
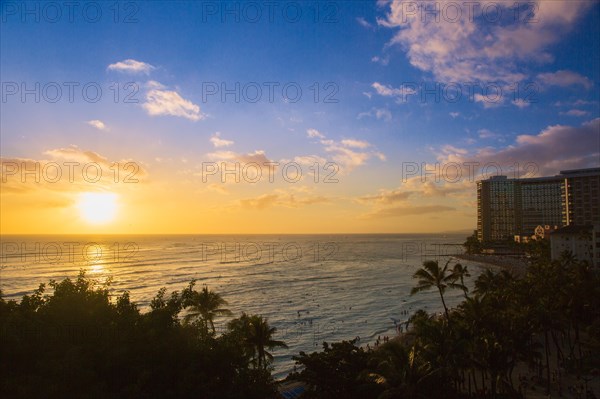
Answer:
[84,243,108,275]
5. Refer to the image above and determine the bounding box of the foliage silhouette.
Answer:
[0,271,279,398]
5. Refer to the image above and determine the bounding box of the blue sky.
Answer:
[1,1,599,233]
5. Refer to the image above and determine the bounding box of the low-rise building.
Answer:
[514,225,558,243]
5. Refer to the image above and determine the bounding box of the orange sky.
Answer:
[0,153,476,234]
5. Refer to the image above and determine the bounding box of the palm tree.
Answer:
[456,296,487,395]
[451,263,470,299]
[463,231,481,254]
[234,314,287,370]
[182,282,232,333]
[410,260,462,321]
[473,269,514,298]
[362,340,434,398]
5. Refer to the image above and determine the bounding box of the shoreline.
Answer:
[454,253,529,276]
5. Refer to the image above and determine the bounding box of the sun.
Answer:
[77,193,118,224]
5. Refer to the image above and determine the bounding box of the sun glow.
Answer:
[77,193,118,224]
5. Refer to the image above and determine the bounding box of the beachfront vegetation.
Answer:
[1,250,598,398]
[463,231,482,254]
[0,273,280,398]
[289,255,600,398]
[409,260,468,321]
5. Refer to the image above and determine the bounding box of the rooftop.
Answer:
[479,167,600,183]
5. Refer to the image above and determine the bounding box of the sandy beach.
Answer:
[455,253,530,277]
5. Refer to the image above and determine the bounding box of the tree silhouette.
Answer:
[410,260,463,321]
[229,313,287,370]
[182,281,232,334]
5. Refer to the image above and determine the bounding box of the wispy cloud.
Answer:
[358,188,412,205]
[478,129,504,140]
[341,139,371,149]
[436,118,600,175]
[537,70,593,90]
[307,128,325,139]
[560,109,589,117]
[512,99,531,109]
[305,129,386,172]
[358,108,392,121]
[86,120,108,131]
[210,132,234,147]
[205,150,274,168]
[107,59,155,74]
[45,145,112,167]
[363,204,455,219]
[1,146,147,195]
[371,82,416,103]
[238,189,331,210]
[371,55,390,65]
[474,94,502,109]
[356,17,373,29]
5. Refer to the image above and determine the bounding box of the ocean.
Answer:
[0,234,484,379]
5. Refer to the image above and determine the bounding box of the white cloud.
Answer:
[554,99,596,108]
[474,93,502,109]
[537,70,593,90]
[143,82,204,121]
[449,112,460,118]
[372,82,416,103]
[146,80,166,89]
[341,139,371,149]
[440,144,469,156]
[293,155,327,166]
[512,99,530,109]
[210,132,234,147]
[206,149,273,166]
[375,152,387,161]
[437,118,600,176]
[378,1,592,84]
[560,109,588,117]
[371,55,390,65]
[306,129,386,173]
[86,119,107,131]
[375,109,392,121]
[358,108,392,121]
[107,59,154,74]
[324,145,371,171]
[307,128,325,139]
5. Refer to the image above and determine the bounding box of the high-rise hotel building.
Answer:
[477,168,600,242]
